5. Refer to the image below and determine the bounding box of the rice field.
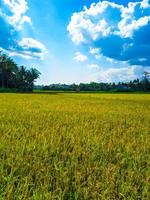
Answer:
[0,93,150,199]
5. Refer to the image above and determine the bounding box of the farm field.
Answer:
[0,93,150,200]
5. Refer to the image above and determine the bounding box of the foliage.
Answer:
[39,72,150,92]
[0,93,149,199]
[0,51,40,92]
[41,77,150,92]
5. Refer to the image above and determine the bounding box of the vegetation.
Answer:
[1,51,150,93]
[0,51,40,92]
[0,93,149,199]
[40,76,150,92]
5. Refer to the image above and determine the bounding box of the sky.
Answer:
[0,0,150,84]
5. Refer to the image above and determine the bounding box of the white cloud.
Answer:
[3,0,31,29]
[0,0,47,60]
[92,66,141,83]
[68,0,150,67]
[67,1,121,44]
[118,16,150,38]
[89,47,100,55]
[10,38,48,60]
[74,52,88,62]
[18,38,46,51]
[4,38,47,60]
[3,0,28,14]
[87,64,99,69]
[67,4,113,44]
[89,47,101,59]
[106,57,118,63]
[8,51,34,59]
[83,1,123,16]
[141,0,150,8]
[17,38,47,60]
[68,0,150,43]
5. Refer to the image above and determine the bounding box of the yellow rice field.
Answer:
[0,93,150,199]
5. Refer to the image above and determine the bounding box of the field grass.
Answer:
[0,93,150,199]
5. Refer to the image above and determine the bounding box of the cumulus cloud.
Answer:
[74,52,88,62]
[68,0,150,66]
[2,0,31,29]
[0,0,47,59]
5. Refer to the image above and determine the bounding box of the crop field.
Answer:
[0,93,150,199]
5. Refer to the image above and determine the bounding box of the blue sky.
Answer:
[0,0,150,84]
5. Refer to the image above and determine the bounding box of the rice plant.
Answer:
[0,93,149,199]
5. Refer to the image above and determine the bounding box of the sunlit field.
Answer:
[0,93,150,199]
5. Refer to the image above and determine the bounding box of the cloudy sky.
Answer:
[0,0,150,84]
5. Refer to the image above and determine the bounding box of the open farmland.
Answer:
[0,93,150,199]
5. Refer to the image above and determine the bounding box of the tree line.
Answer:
[0,51,40,92]
[1,51,150,93]
[40,74,150,92]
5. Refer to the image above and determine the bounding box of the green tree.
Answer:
[14,66,40,92]
[142,71,150,91]
[0,52,17,88]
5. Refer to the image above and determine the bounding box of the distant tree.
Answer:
[142,71,150,91]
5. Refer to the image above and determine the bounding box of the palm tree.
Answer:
[0,51,41,91]
[26,68,41,91]
[0,52,17,88]
[14,66,41,91]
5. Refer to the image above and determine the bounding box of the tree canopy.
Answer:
[40,78,150,92]
[0,51,40,92]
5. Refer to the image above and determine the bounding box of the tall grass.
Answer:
[0,93,150,199]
